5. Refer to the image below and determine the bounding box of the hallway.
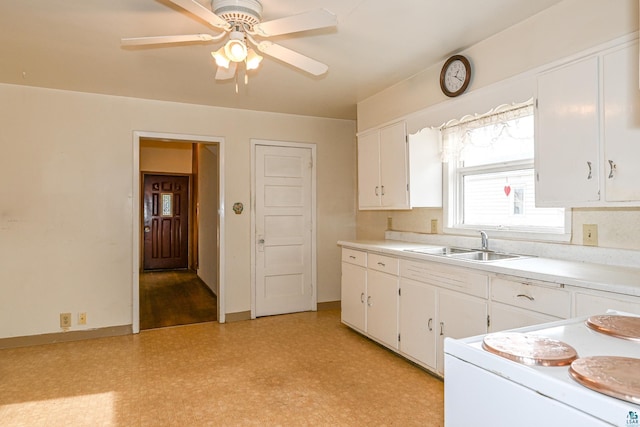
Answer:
[139,269,217,330]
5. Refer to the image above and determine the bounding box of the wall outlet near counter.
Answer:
[583,224,598,246]
[78,312,87,325]
[431,219,438,234]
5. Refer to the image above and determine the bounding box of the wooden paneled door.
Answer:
[143,174,190,270]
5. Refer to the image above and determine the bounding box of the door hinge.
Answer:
[487,315,491,328]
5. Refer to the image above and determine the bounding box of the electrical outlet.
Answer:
[60,313,72,328]
[430,219,438,234]
[387,217,393,230]
[78,312,87,325]
[583,224,598,246]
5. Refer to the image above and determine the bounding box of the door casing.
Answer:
[132,131,226,332]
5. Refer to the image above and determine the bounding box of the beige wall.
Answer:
[197,144,219,295]
[356,0,640,251]
[140,140,193,174]
[0,84,356,338]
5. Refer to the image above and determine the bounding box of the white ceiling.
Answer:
[0,0,563,120]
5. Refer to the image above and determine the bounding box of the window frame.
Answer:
[443,110,571,243]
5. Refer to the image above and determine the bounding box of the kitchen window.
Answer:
[443,101,570,241]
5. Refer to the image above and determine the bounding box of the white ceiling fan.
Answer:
[122,0,337,83]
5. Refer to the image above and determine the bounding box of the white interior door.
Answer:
[254,143,315,317]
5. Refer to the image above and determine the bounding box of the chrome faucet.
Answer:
[480,231,489,251]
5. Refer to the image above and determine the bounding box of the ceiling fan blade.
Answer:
[121,34,217,46]
[256,41,328,76]
[252,9,337,37]
[215,62,237,80]
[169,0,230,31]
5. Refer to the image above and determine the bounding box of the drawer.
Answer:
[368,253,399,275]
[400,260,488,299]
[342,248,367,267]
[491,277,570,318]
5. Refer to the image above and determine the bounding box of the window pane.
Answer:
[461,115,534,167]
[463,169,565,229]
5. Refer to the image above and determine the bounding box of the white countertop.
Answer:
[338,239,640,297]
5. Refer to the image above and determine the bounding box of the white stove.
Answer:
[444,312,640,427]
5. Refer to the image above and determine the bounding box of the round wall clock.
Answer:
[440,55,471,97]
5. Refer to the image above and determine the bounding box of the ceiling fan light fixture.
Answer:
[246,48,263,70]
[224,30,248,62]
[211,47,230,68]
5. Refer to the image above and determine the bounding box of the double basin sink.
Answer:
[404,246,523,262]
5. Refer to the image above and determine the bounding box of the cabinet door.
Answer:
[437,290,488,376]
[367,269,399,349]
[603,42,640,202]
[491,302,559,332]
[341,262,366,332]
[536,56,600,206]
[379,121,409,209]
[357,131,381,208]
[399,278,437,369]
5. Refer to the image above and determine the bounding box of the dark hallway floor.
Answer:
[139,269,217,330]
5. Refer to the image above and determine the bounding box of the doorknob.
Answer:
[144,226,150,233]
[257,235,265,252]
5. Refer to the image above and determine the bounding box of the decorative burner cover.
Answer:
[570,356,640,405]
[482,332,578,366]
[586,315,640,342]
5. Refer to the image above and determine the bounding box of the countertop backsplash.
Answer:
[385,231,640,270]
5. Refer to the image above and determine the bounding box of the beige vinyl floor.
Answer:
[0,310,444,426]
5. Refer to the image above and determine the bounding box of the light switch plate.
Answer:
[583,224,598,246]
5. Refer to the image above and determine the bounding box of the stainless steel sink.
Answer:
[404,247,523,262]
[405,247,476,255]
[448,251,521,262]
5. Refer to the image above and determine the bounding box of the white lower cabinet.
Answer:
[436,290,488,376]
[399,259,488,375]
[367,268,399,349]
[341,249,399,350]
[341,260,367,332]
[399,278,437,369]
[341,246,640,379]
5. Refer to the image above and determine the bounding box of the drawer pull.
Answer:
[367,296,373,307]
[377,262,386,267]
[360,292,365,303]
[428,318,433,331]
[349,255,356,259]
[440,321,444,336]
[517,294,535,301]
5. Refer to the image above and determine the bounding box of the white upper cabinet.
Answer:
[535,39,640,207]
[357,121,442,210]
[535,56,600,206]
[603,42,640,202]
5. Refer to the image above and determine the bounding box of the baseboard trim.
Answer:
[225,311,251,322]
[0,325,133,350]
[317,301,341,311]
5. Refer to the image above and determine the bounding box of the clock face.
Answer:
[444,60,467,92]
[440,55,471,97]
